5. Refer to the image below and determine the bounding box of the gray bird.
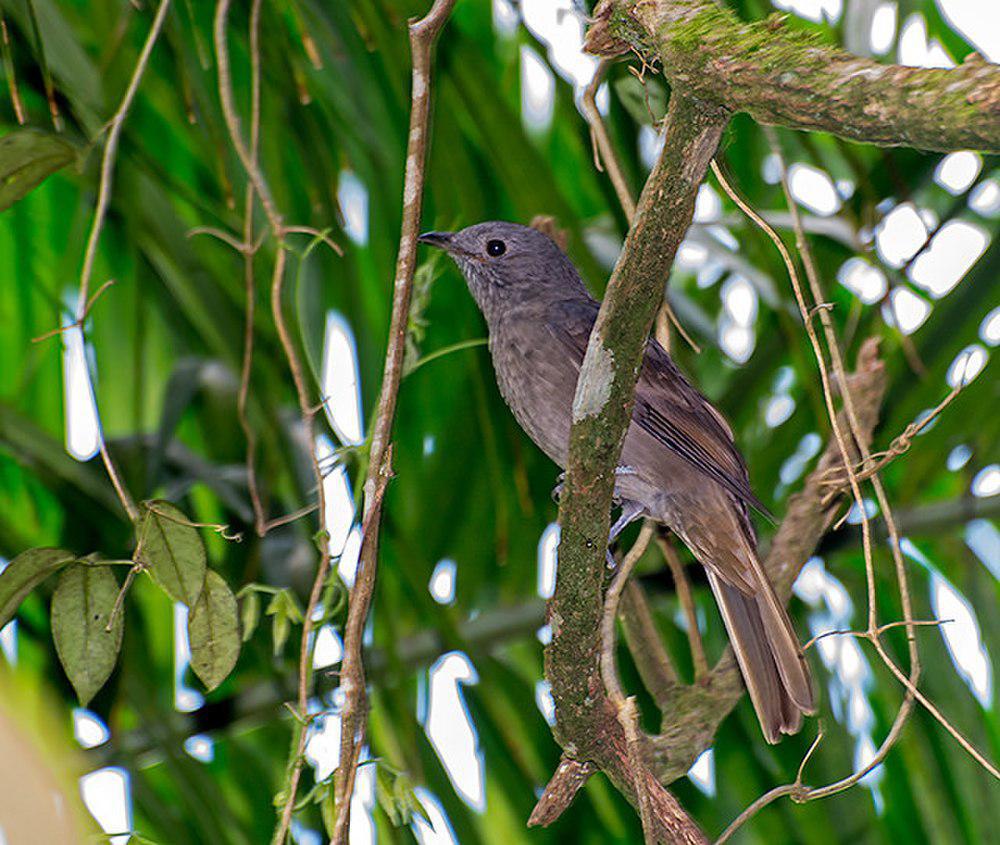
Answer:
[419,221,814,742]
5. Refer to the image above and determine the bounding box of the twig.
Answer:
[580,59,697,357]
[331,2,456,842]
[32,279,117,344]
[69,0,172,524]
[620,579,678,710]
[238,0,267,536]
[213,2,336,841]
[1,15,25,124]
[818,384,962,502]
[582,59,636,221]
[657,534,707,680]
[600,524,657,844]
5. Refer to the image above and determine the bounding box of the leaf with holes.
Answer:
[187,570,240,691]
[0,547,76,628]
[136,500,206,606]
[0,129,76,212]
[51,564,124,705]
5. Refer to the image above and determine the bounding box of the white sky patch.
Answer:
[536,624,552,645]
[788,163,841,216]
[73,709,110,749]
[882,287,931,335]
[719,275,757,364]
[174,603,204,713]
[875,202,927,267]
[338,170,369,246]
[537,522,559,599]
[337,526,363,589]
[845,498,878,524]
[677,241,709,269]
[898,14,953,68]
[946,444,972,471]
[936,0,1000,61]
[765,395,796,428]
[794,557,883,798]
[80,768,131,845]
[908,220,988,298]
[316,436,356,562]
[62,323,101,462]
[304,704,341,782]
[972,464,1000,498]
[520,0,598,95]
[838,257,888,304]
[771,0,842,24]
[869,1,897,54]
[535,679,555,725]
[425,652,486,812]
[969,179,1000,216]
[980,306,1000,346]
[761,152,782,185]
[946,343,988,387]
[184,734,214,763]
[520,45,555,134]
[492,0,518,37]
[638,125,664,171]
[931,572,993,706]
[429,559,457,605]
[313,625,343,669]
[777,432,822,491]
[0,558,14,665]
[965,520,1000,580]
[694,184,722,223]
[935,152,982,195]
[413,787,459,845]
[321,311,364,446]
[687,748,716,796]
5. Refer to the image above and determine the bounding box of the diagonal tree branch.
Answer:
[537,92,727,842]
[587,0,1000,153]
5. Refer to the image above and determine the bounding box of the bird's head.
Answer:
[418,221,586,320]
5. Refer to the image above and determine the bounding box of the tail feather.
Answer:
[707,570,814,744]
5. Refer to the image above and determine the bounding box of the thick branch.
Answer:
[589,0,1000,153]
[539,93,726,842]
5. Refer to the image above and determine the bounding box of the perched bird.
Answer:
[419,221,815,742]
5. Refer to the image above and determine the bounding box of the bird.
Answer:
[418,221,815,743]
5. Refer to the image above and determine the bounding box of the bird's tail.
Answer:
[707,568,815,743]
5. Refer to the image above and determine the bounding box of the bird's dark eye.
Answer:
[486,239,506,257]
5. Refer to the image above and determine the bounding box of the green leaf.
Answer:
[136,500,207,606]
[265,590,303,657]
[0,129,76,212]
[0,547,75,628]
[240,590,261,643]
[187,570,240,691]
[51,564,124,705]
[320,786,337,839]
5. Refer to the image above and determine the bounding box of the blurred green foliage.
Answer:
[0,0,997,843]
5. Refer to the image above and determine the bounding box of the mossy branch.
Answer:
[535,93,726,842]
[588,0,1000,153]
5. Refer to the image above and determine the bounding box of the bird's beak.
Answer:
[418,231,454,250]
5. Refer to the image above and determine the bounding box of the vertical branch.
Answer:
[238,0,267,536]
[1,14,25,124]
[332,2,456,841]
[71,0,173,524]
[213,3,340,841]
[656,535,707,680]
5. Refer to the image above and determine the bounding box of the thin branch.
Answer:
[332,2,456,842]
[238,0,267,536]
[582,59,636,221]
[69,0,172,524]
[589,0,1000,152]
[657,534,707,680]
[1,15,25,124]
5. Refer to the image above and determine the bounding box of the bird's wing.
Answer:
[543,297,769,519]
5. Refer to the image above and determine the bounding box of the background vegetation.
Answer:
[0,0,997,842]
